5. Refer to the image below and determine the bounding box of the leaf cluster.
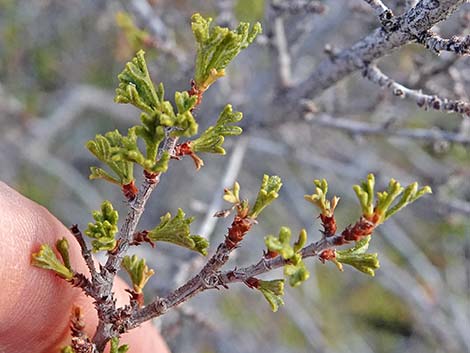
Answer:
[84,201,119,252]
[122,255,155,294]
[335,236,380,276]
[191,13,262,90]
[265,227,310,287]
[31,238,73,280]
[147,208,209,255]
[353,174,432,224]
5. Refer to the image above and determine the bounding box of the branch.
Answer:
[364,65,470,117]
[286,0,467,102]
[362,0,395,27]
[270,0,326,14]
[305,113,470,143]
[273,16,293,88]
[418,30,470,55]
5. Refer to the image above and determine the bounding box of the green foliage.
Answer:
[86,129,136,185]
[31,243,74,280]
[335,236,380,276]
[257,279,285,312]
[250,175,282,219]
[61,346,73,353]
[265,227,310,287]
[284,259,310,287]
[192,104,243,154]
[265,226,295,259]
[115,127,170,174]
[353,174,432,224]
[191,13,262,90]
[304,179,340,217]
[110,337,130,353]
[147,208,209,255]
[115,49,161,114]
[114,50,198,162]
[85,201,119,252]
[170,91,199,137]
[122,255,155,294]
[352,174,375,218]
[56,238,72,271]
[223,181,241,204]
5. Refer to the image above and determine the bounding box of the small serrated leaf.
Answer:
[147,209,209,255]
[257,279,285,312]
[250,175,282,219]
[122,255,155,293]
[192,104,243,154]
[191,13,262,90]
[84,201,119,252]
[31,244,74,280]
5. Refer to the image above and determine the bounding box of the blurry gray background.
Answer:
[0,0,469,352]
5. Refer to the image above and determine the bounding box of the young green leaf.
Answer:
[250,175,282,219]
[114,127,171,174]
[304,179,340,217]
[122,255,155,294]
[335,237,380,276]
[31,244,74,280]
[110,337,130,353]
[56,237,72,271]
[223,181,241,204]
[265,226,294,259]
[61,346,74,353]
[115,50,162,114]
[257,279,285,312]
[284,258,310,287]
[191,13,262,91]
[86,129,136,186]
[85,201,119,252]
[147,208,209,255]
[352,173,376,218]
[384,183,432,221]
[192,104,243,154]
[169,91,199,138]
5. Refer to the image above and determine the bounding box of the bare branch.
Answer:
[271,0,326,14]
[305,113,470,143]
[286,0,467,102]
[364,65,470,117]
[418,30,470,55]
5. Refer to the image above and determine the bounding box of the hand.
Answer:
[0,181,170,353]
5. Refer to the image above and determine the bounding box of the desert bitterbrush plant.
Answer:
[31,13,431,353]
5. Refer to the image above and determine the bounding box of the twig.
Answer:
[273,16,293,88]
[362,0,395,27]
[70,225,98,281]
[286,0,467,103]
[271,0,326,14]
[363,65,470,117]
[305,113,470,143]
[418,30,470,56]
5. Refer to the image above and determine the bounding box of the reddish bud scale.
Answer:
[245,277,260,289]
[143,170,160,184]
[174,141,204,170]
[225,216,253,249]
[126,289,145,307]
[341,217,375,242]
[264,249,279,259]
[122,181,138,201]
[319,249,336,263]
[131,230,155,247]
[320,214,337,237]
[188,79,204,107]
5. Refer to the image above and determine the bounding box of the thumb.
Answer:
[0,181,170,353]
